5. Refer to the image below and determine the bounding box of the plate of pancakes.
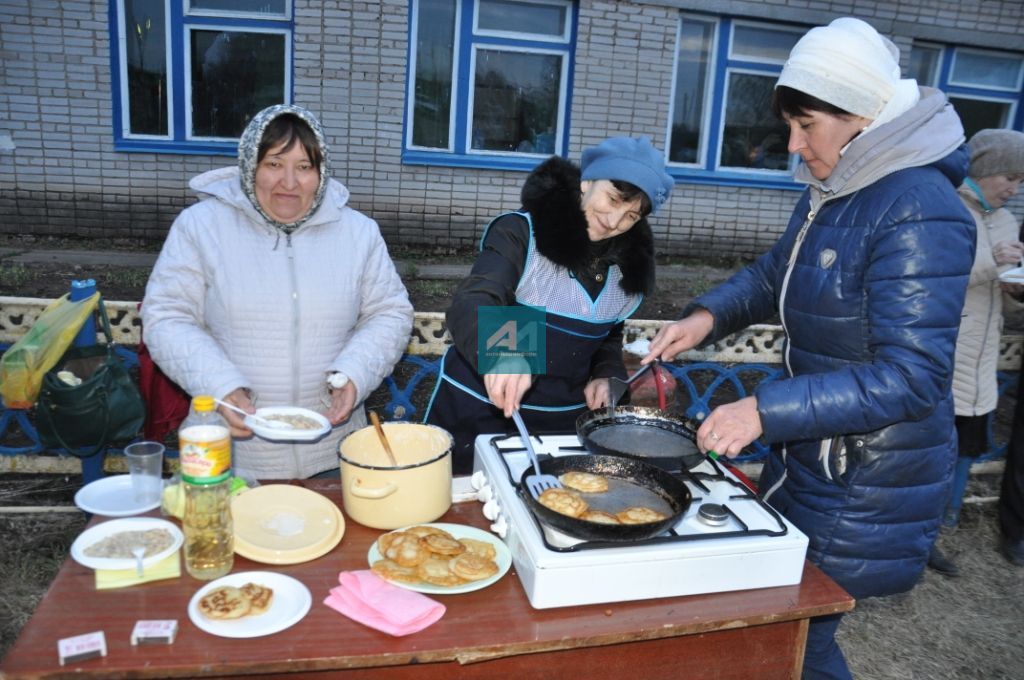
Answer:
[187,571,311,638]
[367,523,512,595]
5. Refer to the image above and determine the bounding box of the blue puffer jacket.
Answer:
[692,89,975,600]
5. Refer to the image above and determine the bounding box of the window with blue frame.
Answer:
[404,0,575,171]
[111,0,293,155]
[668,15,802,189]
[910,43,1024,139]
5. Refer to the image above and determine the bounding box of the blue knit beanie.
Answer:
[580,136,674,214]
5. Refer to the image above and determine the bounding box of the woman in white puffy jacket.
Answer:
[142,104,413,479]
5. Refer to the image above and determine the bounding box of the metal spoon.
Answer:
[213,398,293,429]
[131,545,145,577]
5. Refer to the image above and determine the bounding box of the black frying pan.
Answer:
[519,453,692,542]
[576,406,705,472]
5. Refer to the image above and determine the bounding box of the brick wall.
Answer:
[0,0,1021,259]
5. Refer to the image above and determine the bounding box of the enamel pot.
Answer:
[338,422,453,530]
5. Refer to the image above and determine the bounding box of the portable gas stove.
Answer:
[470,433,809,609]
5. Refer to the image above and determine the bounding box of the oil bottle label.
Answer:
[180,424,231,484]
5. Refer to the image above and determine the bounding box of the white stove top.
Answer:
[470,433,808,609]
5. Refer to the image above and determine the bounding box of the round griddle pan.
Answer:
[519,453,692,542]
[576,406,704,472]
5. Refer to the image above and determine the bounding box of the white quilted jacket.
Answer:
[952,185,1023,417]
[142,167,413,478]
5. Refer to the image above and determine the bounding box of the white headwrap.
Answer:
[777,17,920,133]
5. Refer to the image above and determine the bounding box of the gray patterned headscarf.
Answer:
[237,104,331,232]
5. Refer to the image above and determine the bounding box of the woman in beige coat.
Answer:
[930,129,1024,576]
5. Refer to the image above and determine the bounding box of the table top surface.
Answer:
[0,479,854,680]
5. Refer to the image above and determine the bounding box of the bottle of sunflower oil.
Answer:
[179,395,233,580]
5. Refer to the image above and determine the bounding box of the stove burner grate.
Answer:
[488,433,790,553]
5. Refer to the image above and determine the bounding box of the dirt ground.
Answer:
[2,238,1023,675]
[0,234,731,319]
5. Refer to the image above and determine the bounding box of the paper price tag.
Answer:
[58,631,107,665]
[131,619,178,645]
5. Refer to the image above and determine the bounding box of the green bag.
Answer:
[35,299,145,457]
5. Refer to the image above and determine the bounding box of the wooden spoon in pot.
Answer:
[369,411,398,467]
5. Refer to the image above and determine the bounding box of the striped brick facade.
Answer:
[0,0,1021,258]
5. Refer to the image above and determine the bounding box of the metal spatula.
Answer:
[608,360,656,410]
[511,409,562,499]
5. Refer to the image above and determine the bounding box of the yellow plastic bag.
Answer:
[0,292,100,408]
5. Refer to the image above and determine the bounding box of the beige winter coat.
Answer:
[952,185,1023,416]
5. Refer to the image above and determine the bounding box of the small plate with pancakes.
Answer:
[366,522,512,595]
[187,571,311,638]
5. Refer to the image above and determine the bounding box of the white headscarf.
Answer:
[777,17,920,133]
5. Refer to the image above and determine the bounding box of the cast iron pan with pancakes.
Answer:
[518,453,692,542]
[576,406,706,472]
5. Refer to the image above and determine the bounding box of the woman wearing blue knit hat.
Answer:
[425,136,674,473]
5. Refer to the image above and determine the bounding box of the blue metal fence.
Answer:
[3,344,1015,468]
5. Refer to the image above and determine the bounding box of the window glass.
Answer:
[472,49,560,154]
[909,45,941,86]
[123,0,168,136]
[720,72,789,170]
[950,97,1012,139]
[669,17,714,163]
[477,0,567,37]
[188,0,287,16]
[189,30,286,138]
[411,0,456,149]
[404,0,572,165]
[730,24,800,63]
[950,50,1023,90]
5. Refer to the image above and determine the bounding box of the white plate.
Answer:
[999,266,1024,283]
[70,517,183,571]
[245,407,331,442]
[74,475,163,517]
[187,571,312,638]
[366,522,512,595]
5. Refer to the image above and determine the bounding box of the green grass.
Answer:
[0,264,38,292]
[407,279,454,298]
[102,268,150,291]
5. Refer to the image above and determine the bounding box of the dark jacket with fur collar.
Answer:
[444,155,654,378]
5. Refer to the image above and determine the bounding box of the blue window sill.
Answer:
[671,168,804,191]
[403,150,805,191]
[402,150,550,173]
[114,140,238,157]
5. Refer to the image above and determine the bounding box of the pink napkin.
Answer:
[323,570,445,636]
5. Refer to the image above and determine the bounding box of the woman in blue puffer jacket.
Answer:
[645,18,975,680]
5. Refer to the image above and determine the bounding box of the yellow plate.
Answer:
[232,485,344,565]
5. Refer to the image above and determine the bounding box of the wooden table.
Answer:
[0,479,853,680]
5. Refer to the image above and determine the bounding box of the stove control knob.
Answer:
[482,498,501,521]
[470,470,488,491]
[490,515,508,538]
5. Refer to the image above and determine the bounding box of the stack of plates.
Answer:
[232,485,345,564]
